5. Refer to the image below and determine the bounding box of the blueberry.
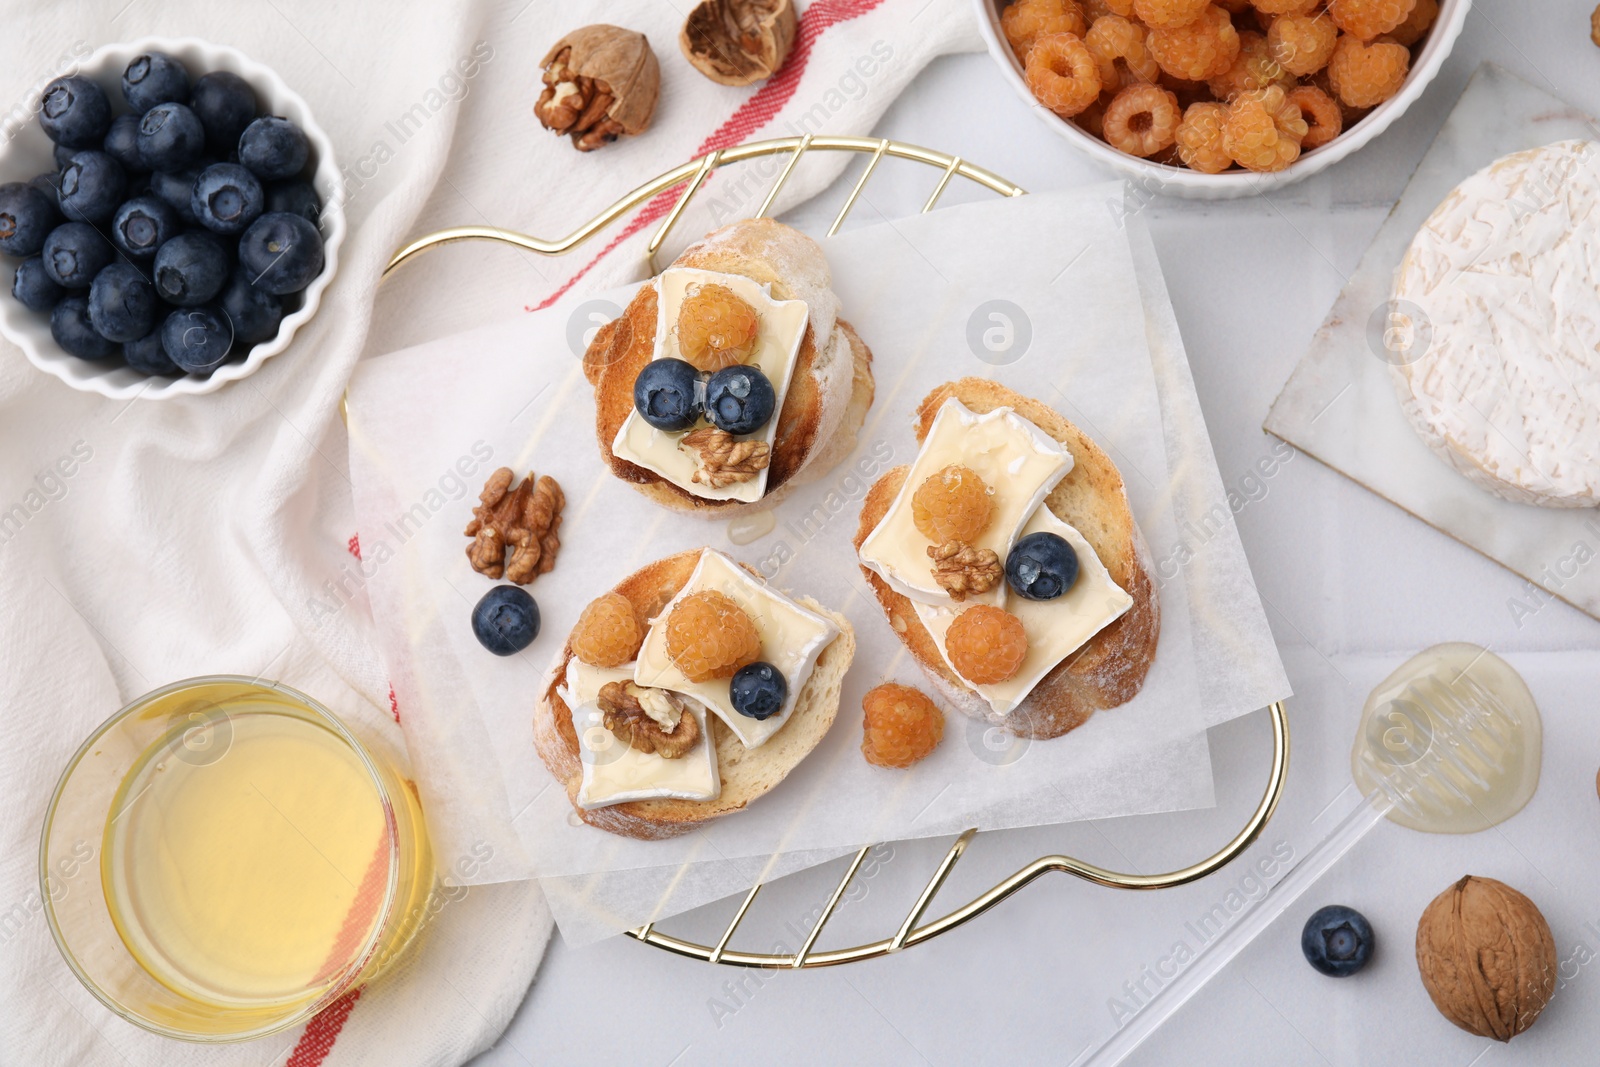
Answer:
[1005,532,1080,601]
[0,181,60,256]
[1301,905,1374,978]
[51,295,117,360]
[471,585,540,656]
[218,268,283,345]
[705,364,776,435]
[632,357,703,431]
[137,102,206,171]
[88,262,159,343]
[238,116,310,181]
[265,181,321,225]
[42,222,114,288]
[190,162,263,234]
[39,76,112,149]
[110,195,180,260]
[121,51,190,113]
[149,167,202,226]
[189,71,258,154]
[102,114,146,173]
[153,231,229,306]
[124,326,179,375]
[160,305,234,373]
[730,662,788,720]
[11,256,64,312]
[237,211,323,295]
[58,152,127,224]
[53,142,81,170]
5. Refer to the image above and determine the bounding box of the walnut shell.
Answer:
[1415,875,1557,1042]
[680,0,797,87]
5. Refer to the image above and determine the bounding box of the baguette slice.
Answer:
[584,218,875,516]
[533,549,856,840]
[853,379,1160,740]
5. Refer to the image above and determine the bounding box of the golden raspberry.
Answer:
[1268,14,1339,77]
[675,283,760,372]
[1024,32,1103,117]
[1207,30,1295,99]
[1326,34,1409,108]
[1250,0,1318,14]
[1103,83,1182,157]
[1085,15,1161,89]
[1003,0,1089,60]
[1223,85,1307,172]
[1175,101,1232,172]
[946,605,1029,686]
[1329,0,1416,41]
[1287,84,1342,148]
[665,590,762,682]
[1081,0,1132,20]
[1148,5,1241,81]
[570,592,643,667]
[1132,0,1209,30]
[860,683,945,768]
[1388,0,1437,46]
[912,464,994,544]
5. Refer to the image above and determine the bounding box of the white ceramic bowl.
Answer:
[973,0,1471,199]
[0,37,344,399]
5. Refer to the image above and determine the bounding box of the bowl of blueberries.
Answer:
[0,38,343,399]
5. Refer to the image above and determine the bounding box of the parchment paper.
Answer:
[347,186,1290,925]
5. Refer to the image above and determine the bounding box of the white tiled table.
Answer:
[474,4,1600,1063]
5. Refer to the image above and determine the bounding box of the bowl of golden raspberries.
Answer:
[976,0,1470,197]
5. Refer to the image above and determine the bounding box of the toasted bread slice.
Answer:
[584,218,874,516]
[533,549,856,840]
[853,379,1160,740]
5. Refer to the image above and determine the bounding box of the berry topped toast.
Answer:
[583,218,874,515]
[534,547,855,839]
[854,379,1159,740]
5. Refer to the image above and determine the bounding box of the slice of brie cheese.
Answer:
[635,549,838,748]
[559,660,721,811]
[859,399,1073,607]
[610,268,809,504]
[912,505,1133,719]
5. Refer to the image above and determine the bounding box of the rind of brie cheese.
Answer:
[858,400,1073,607]
[560,661,721,810]
[611,268,809,504]
[635,549,838,748]
[913,504,1133,719]
[1391,139,1600,509]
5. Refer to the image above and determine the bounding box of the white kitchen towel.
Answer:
[0,1,983,1066]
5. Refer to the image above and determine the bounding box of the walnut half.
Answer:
[464,468,564,583]
[928,540,1002,601]
[681,427,770,489]
[680,0,797,87]
[597,681,702,759]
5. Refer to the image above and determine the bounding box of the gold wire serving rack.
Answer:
[381,134,1291,969]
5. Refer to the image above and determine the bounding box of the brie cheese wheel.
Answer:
[858,399,1074,607]
[635,549,838,749]
[912,504,1133,719]
[1391,140,1600,508]
[611,268,809,504]
[559,661,721,811]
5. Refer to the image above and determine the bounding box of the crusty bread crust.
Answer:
[852,379,1160,740]
[532,549,856,840]
[584,218,874,515]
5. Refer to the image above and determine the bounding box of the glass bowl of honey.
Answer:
[40,677,434,1042]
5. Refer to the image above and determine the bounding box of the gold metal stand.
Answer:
[381,135,1291,967]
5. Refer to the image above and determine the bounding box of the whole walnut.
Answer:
[1415,875,1557,1042]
